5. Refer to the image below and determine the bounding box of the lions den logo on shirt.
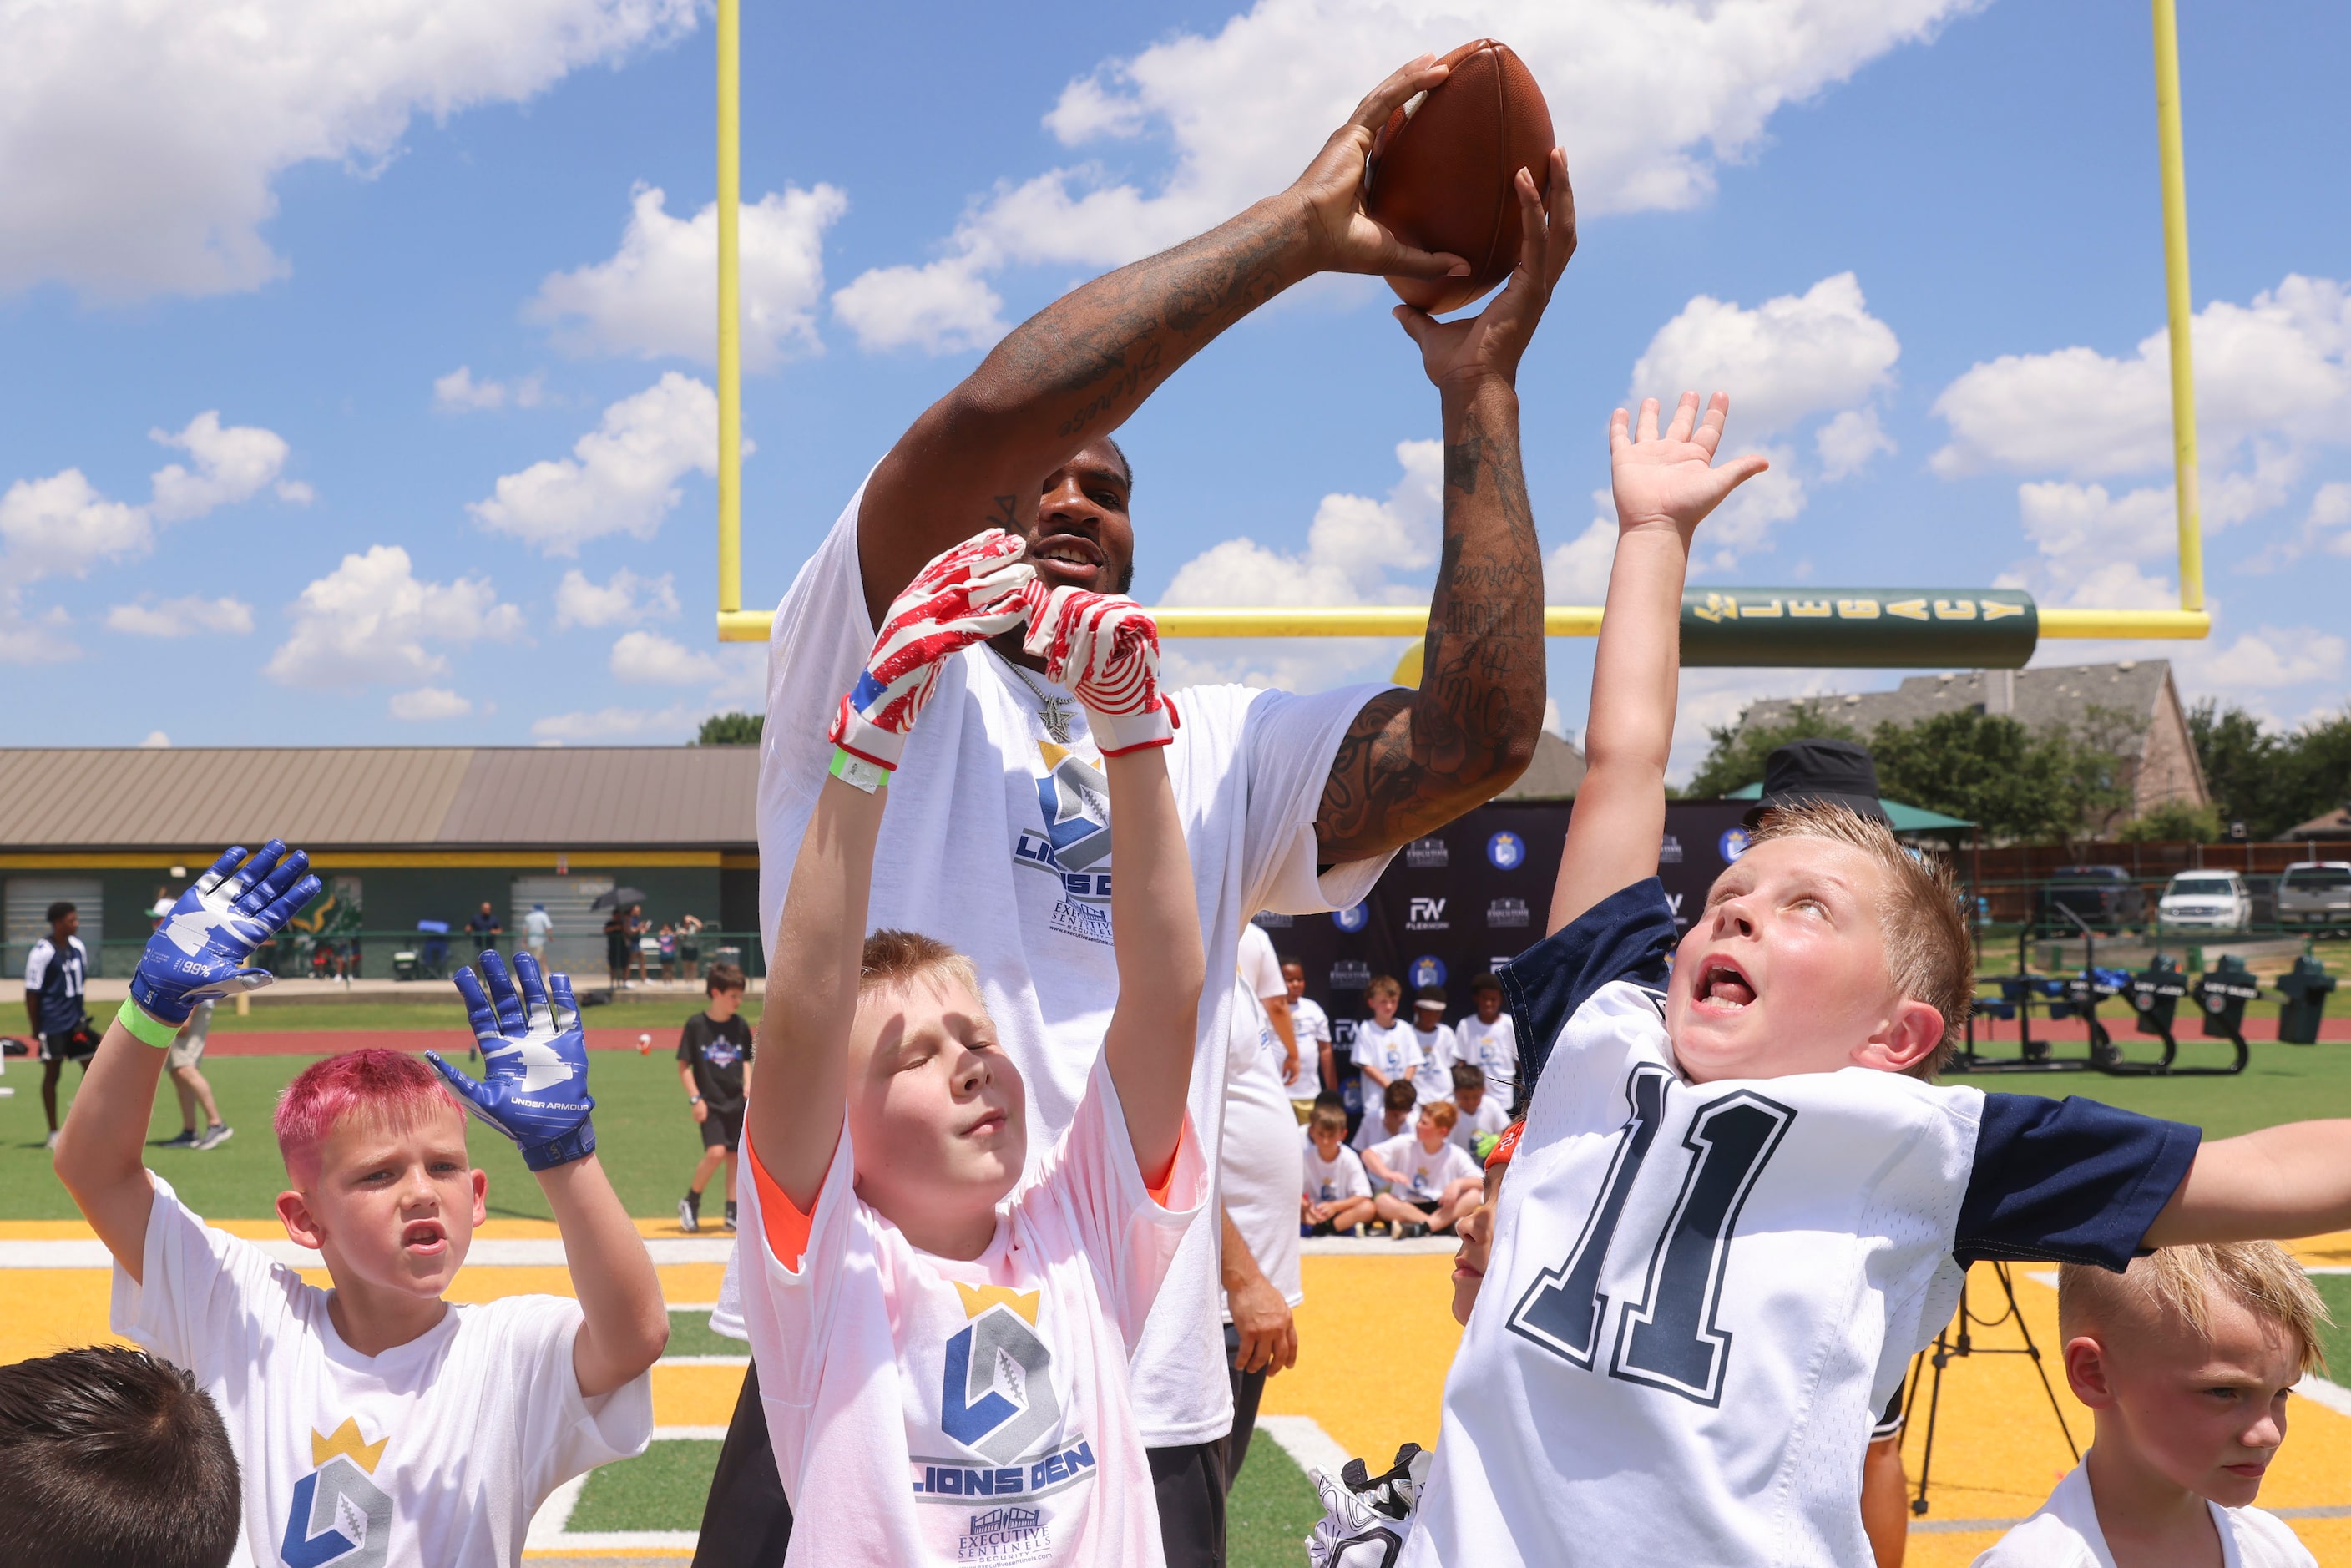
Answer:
[281,1419,393,1568]
[1012,740,1115,946]
[911,1282,1096,1563]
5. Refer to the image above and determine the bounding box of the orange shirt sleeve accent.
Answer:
[749,1137,819,1270]
[1147,1162,1178,1210]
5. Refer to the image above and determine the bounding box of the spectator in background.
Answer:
[604,905,632,989]
[466,900,501,955]
[676,963,752,1233]
[1301,1102,1376,1237]
[157,1000,231,1152]
[1237,922,1296,1089]
[1445,1062,1509,1159]
[1456,972,1518,1110]
[1218,928,1303,1498]
[1352,1078,1418,1163]
[523,902,553,960]
[28,900,91,1152]
[0,1344,242,1568]
[631,907,656,985]
[1363,1101,1481,1239]
[678,913,704,982]
[657,923,679,982]
[1354,974,1418,1123]
[1408,986,1459,1107]
[1282,959,1332,1114]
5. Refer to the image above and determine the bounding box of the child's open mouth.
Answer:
[1694,958,1757,1010]
[402,1221,447,1256]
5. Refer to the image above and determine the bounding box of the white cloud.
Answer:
[139,731,170,748]
[147,412,297,522]
[264,544,523,689]
[2316,482,2351,556]
[0,0,698,301]
[1630,274,1898,438]
[435,367,543,412]
[833,0,1978,352]
[105,595,255,637]
[0,468,150,584]
[609,629,725,685]
[530,701,707,742]
[554,567,679,628]
[388,686,474,721]
[2184,627,2347,692]
[468,372,731,555]
[530,183,848,368]
[1544,513,1617,605]
[1998,480,2179,609]
[1816,407,1894,481]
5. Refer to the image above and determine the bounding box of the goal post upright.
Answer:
[2151,0,2205,615]
[715,0,743,627]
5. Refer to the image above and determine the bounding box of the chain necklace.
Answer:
[997,650,1079,745]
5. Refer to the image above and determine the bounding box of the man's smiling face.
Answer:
[1015,441,1135,595]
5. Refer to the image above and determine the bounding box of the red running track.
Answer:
[208,1028,674,1057]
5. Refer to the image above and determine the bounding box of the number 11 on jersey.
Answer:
[1507,1065,1796,1406]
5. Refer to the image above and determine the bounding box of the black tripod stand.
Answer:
[1902,1262,2079,1516]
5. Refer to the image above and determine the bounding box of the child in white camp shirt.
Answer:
[1455,974,1517,1104]
[1354,978,1419,1120]
[1974,1463,2315,1568]
[1407,991,1459,1106]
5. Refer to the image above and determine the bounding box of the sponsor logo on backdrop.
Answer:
[1406,896,1449,932]
[1410,955,1448,989]
[1486,831,1526,870]
[1331,963,1371,994]
[1718,828,1749,863]
[1332,903,1369,933]
[1486,898,1529,929]
[1252,912,1293,928]
[1406,837,1449,868]
[1660,834,1684,865]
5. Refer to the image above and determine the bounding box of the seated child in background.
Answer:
[1302,1103,1377,1237]
[1408,988,1459,1107]
[55,842,665,1567]
[736,549,1208,1565]
[1284,959,1335,1108]
[1355,975,1419,1121]
[1974,1242,2330,1568]
[1454,973,1518,1110]
[676,960,754,1234]
[1353,1078,1418,1161]
[1444,1062,1510,1158]
[1364,1101,1483,1239]
[0,1343,241,1568]
[1403,393,2351,1567]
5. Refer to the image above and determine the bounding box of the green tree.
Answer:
[2116,799,2223,843]
[1866,709,2124,842]
[2189,701,2351,837]
[1683,701,1860,798]
[695,711,763,746]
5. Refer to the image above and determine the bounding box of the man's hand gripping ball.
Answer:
[428,951,596,1171]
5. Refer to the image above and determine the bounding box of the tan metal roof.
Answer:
[0,747,757,850]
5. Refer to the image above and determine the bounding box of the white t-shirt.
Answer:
[1352,1110,1418,1165]
[1446,1095,1511,1156]
[523,908,553,943]
[1972,1460,2317,1568]
[1302,1138,1373,1206]
[739,1057,1205,1567]
[1408,1022,1459,1105]
[1354,1019,1420,1121]
[1455,1013,1518,1102]
[1368,1133,1479,1201]
[1231,923,1291,1086]
[1287,997,1332,1096]
[1221,972,1305,1323]
[726,482,1396,1448]
[114,1177,650,1568]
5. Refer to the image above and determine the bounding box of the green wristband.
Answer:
[827,746,889,794]
[118,999,180,1050]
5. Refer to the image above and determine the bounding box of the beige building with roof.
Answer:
[1737,660,2209,827]
[0,746,760,979]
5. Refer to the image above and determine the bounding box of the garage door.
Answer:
[510,876,614,980]
[6,877,104,978]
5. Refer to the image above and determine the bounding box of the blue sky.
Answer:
[3,0,2345,778]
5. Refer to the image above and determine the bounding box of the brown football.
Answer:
[1366,39,1555,316]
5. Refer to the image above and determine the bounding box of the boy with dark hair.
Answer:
[1282,958,1335,1109]
[1408,987,1459,1107]
[1352,1077,1419,1161]
[1455,973,1517,1109]
[27,897,91,1151]
[678,960,754,1234]
[1405,392,2351,1565]
[0,1343,241,1568]
[1445,1061,1509,1158]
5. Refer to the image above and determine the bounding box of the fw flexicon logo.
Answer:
[1405,897,1449,932]
[281,1419,393,1567]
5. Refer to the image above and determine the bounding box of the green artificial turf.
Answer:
[2315,1276,2351,1382]
[1228,1434,1327,1568]
[665,1308,746,1358]
[569,1438,721,1533]
[1954,1039,2351,1139]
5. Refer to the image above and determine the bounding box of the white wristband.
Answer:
[1087,696,1178,756]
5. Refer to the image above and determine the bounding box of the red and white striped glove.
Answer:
[827,530,1035,785]
[1020,583,1179,756]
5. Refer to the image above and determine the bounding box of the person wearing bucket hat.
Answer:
[1742,737,1892,828]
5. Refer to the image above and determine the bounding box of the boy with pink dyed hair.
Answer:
[56,841,668,1567]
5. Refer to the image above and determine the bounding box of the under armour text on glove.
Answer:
[122,842,321,1048]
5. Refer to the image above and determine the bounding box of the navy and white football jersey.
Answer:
[1403,880,2199,1566]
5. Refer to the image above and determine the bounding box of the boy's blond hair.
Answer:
[1365,974,1403,1003]
[2059,1242,2332,1377]
[1747,800,1972,1077]
[860,929,982,1003]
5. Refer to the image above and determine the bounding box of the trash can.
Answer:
[2277,955,2337,1046]
[2193,955,2262,1044]
[392,950,420,982]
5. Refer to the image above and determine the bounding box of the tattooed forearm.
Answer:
[1317,387,1546,862]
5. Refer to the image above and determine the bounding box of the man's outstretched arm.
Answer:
[1316,154,1577,863]
[855,56,1468,624]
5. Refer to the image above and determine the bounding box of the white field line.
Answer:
[525,1428,728,1553]
[1256,1414,1353,1482]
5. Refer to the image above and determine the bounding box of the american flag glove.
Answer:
[827,529,1037,783]
[1019,584,1179,756]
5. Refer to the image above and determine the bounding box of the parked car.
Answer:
[2035,865,2149,933]
[2155,870,2252,933]
[2277,862,2351,934]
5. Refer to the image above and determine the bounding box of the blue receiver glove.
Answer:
[427,949,595,1171]
[124,842,321,1045]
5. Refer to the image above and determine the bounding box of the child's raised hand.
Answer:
[1609,392,1769,540]
[128,842,321,1031]
[428,950,596,1171]
[1020,585,1177,755]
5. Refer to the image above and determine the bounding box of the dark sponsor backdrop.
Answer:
[1256,801,1753,1060]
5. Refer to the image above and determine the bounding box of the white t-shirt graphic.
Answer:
[1971,1461,2317,1567]
[1302,1140,1373,1205]
[738,1059,1206,1566]
[1287,997,1332,1095]
[1455,1013,1518,1102]
[1369,1133,1479,1201]
[726,482,1397,1446]
[1354,1019,1420,1122]
[1408,1023,1459,1105]
[113,1178,650,1568]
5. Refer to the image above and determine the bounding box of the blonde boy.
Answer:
[1974,1243,2329,1567]
[55,842,666,1566]
[1405,393,2351,1565]
[1365,1101,1482,1237]
[736,548,1209,1565]
[1302,1103,1377,1235]
[1355,976,1419,1120]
